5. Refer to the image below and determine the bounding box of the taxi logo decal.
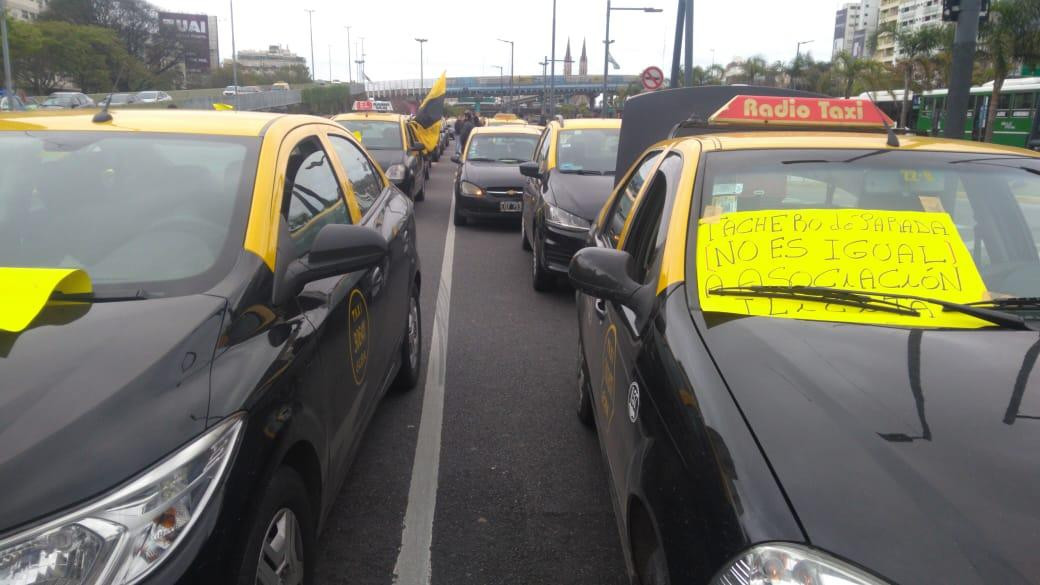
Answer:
[349,289,370,384]
[627,382,640,423]
[600,324,618,424]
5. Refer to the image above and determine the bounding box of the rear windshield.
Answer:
[690,149,1040,325]
[0,131,259,296]
[556,128,619,174]
[338,120,403,150]
[466,134,540,163]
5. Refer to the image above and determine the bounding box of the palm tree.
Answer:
[834,51,869,98]
[978,0,1040,142]
[871,22,947,128]
[708,64,725,84]
[742,55,769,85]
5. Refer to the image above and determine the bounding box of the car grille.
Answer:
[486,188,524,197]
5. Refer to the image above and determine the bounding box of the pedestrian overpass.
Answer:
[365,74,642,103]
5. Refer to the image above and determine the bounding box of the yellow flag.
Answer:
[408,72,447,154]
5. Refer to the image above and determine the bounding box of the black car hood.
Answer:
[546,170,615,221]
[369,149,406,174]
[462,162,525,190]
[0,295,225,532]
[702,315,1040,584]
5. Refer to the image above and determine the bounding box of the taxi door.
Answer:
[522,126,553,240]
[582,151,684,503]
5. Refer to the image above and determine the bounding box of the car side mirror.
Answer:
[451,153,461,164]
[569,248,654,332]
[519,161,541,179]
[275,224,387,305]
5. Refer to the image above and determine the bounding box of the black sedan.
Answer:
[520,118,620,291]
[570,88,1040,585]
[334,111,428,201]
[0,109,422,584]
[451,125,542,226]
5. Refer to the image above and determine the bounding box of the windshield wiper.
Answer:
[967,297,1040,311]
[467,157,496,162]
[50,289,153,303]
[709,285,1032,329]
[559,169,611,175]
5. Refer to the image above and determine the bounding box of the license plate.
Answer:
[500,201,521,212]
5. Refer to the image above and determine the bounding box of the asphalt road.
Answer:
[314,151,628,585]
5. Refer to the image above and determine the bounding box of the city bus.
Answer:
[914,77,1040,149]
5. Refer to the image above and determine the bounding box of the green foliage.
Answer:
[205,64,311,89]
[300,84,353,116]
[978,0,1040,140]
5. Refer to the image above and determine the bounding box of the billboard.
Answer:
[159,12,214,72]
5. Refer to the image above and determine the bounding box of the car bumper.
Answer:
[455,191,524,220]
[541,223,589,273]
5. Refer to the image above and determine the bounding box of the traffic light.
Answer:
[943,0,990,22]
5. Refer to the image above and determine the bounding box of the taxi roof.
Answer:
[555,118,621,130]
[0,109,292,137]
[332,112,408,123]
[675,131,1040,157]
[470,125,542,136]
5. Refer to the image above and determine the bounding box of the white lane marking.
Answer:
[393,195,456,585]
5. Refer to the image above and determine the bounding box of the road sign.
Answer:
[641,66,664,91]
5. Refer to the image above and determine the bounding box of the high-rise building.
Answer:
[579,39,588,76]
[873,0,944,64]
[564,39,573,77]
[234,45,307,74]
[833,0,881,59]
[875,0,901,63]
[6,0,48,21]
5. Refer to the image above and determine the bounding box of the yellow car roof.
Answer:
[0,109,295,137]
[557,118,622,130]
[332,112,407,123]
[680,131,1040,156]
[470,125,542,136]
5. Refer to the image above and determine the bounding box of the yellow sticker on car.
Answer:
[696,209,990,328]
[348,289,370,384]
[0,268,92,333]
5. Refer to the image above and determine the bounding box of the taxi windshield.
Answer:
[0,131,258,296]
[691,149,1040,325]
[556,129,619,174]
[337,120,402,150]
[466,134,540,163]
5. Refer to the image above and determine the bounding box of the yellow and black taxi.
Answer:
[0,108,422,584]
[570,86,1040,585]
[333,110,429,201]
[520,117,621,291]
[450,125,542,226]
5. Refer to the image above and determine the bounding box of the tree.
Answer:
[834,51,869,98]
[978,0,1040,142]
[708,64,725,84]
[871,22,947,128]
[742,55,769,85]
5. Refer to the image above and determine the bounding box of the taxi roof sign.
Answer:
[353,99,394,112]
[708,95,895,128]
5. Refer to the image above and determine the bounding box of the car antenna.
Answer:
[93,64,127,124]
[882,120,900,148]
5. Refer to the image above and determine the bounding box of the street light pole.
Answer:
[305,9,316,82]
[0,0,14,100]
[493,64,504,108]
[415,38,427,96]
[604,2,662,114]
[550,0,557,117]
[229,0,238,93]
[945,0,981,139]
[539,57,548,119]
[345,26,352,84]
[498,39,514,112]
[793,39,813,89]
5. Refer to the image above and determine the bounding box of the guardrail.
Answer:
[182,89,302,110]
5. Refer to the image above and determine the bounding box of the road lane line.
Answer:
[393,195,456,585]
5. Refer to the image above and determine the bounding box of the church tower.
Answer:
[579,39,588,76]
[564,38,573,77]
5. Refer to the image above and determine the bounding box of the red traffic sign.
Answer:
[641,66,664,91]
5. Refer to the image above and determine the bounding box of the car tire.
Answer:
[637,545,670,585]
[393,284,422,391]
[520,212,532,251]
[453,202,467,226]
[531,230,554,292]
[234,467,314,585]
[577,342,595,427]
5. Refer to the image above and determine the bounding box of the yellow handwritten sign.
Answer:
[696,209,989,328]
[0,268,92,333]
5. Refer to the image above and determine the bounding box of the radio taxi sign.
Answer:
[709,95,895,128]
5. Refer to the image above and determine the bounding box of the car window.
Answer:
[338,120,402,150]
[622,154,682,284]
[328,134,385,216]
[556,128,620,173]
[466,134,540,163]
[282,137,352,258]
[536,129,552,164]
[603,152,661,247]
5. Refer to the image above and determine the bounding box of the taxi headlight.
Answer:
[0,414,243,585]
[459,180,485,197]
[544,204,591,230]
[710,543,888,585]
[385,164,407,182]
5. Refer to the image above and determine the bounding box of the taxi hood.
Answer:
[461,161,525,190]
[0,295,225,533]
[701,315,1040,585]
[547,170,616,222]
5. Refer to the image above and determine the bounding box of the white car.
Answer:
[222,86,238,97]
[135,91,172,104]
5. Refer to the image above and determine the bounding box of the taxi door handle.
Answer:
[594,298,608,320]
[371,266,384,289]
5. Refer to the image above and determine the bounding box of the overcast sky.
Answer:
[160,0,845,81]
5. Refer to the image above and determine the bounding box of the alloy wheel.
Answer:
[255,508,304,585]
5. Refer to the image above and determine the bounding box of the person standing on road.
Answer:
[457,112,476,155]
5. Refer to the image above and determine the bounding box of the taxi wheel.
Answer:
[531,231,554,292]
[453,201,467,226]
[415,186,425,202]
[520,213,532,251]
[234,467,314,585]
[577,343,595,427]
[393,285,422,391]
